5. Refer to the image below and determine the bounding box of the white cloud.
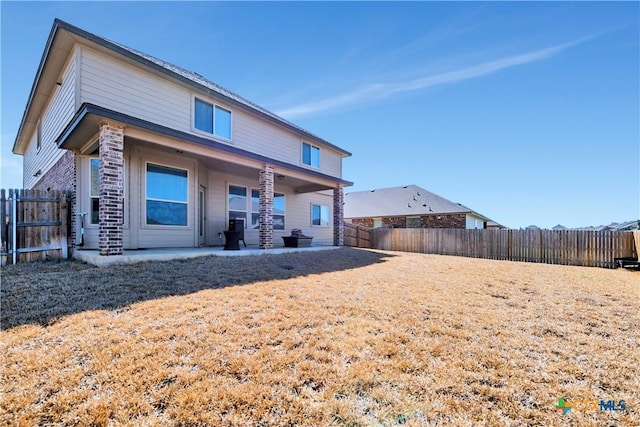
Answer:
[275,36,594,119]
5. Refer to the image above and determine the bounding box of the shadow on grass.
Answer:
[1,247,393,329]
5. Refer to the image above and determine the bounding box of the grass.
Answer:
[1,248,638,426]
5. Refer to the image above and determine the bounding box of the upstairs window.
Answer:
[214,106,232,139]
[302,142,320,168]
[194,98,232,140]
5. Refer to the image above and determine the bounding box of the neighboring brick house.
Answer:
[344,185,501,229]
[11,19,352,256]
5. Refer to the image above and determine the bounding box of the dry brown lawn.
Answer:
[1,248,638,426]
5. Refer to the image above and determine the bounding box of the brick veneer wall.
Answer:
[333,186,344,246]
[259,164,274,249]
[420,214,466,229]
[33,151,77,249]
[348,214,467,229]
[33,151,76,193]
[98,123,124,256]
[351,218,374,228]
[382,216,407,228]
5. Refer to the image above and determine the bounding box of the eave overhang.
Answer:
[57,103,353,191]
[345,210,495,223]
[12,20,76,155]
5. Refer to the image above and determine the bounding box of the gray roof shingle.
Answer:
[344,185,488,219]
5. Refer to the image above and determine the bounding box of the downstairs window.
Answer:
[146,163,188,226]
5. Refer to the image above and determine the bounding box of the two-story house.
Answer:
[12,19,352,256]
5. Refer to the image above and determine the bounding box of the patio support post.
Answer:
[333,185,344,246]
[98,122,124,256]
[259,164,274,249]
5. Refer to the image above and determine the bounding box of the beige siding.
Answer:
[24,50,77,188]
[205,170,227,246]
[286,192,334,245]
[197,161,209,246]
[232,108,343,177]
[79,46,191,133]
[79,46,344,179]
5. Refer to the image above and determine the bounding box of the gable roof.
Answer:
[344,184,492,220]
[13,19,351,157]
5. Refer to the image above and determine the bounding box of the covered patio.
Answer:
[73,245,341,267]
[57,105,350,254]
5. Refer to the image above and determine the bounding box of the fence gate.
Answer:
[344,223,372,248]
[1,189,70,265]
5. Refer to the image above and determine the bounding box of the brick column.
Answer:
[98,122,124,256]
[259,164,274,249]
[333,185,344,246]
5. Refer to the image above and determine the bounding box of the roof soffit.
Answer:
[12,25,76,154]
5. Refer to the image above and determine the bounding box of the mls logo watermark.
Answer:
[555,397,627,415]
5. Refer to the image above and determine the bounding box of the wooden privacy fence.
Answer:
[350,227,636,269]
[1,189,70,265]
[344,223,371,248]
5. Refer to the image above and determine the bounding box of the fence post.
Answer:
[60,192,69,259]
[0,190,5,266]
[11,189,17,265]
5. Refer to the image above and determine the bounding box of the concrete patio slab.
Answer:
[73,245,341,267]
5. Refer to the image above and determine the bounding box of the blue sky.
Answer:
[1,1,638,229]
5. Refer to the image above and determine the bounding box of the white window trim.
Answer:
[87,156,128,229]
[89,157,100,226]
[250,188,286,230]
[301,141,321,169]
[144,161,189,228]
[227,183,248,229]
[272,192,286,231]
[191,95,233,142]
[310,203,330,228]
